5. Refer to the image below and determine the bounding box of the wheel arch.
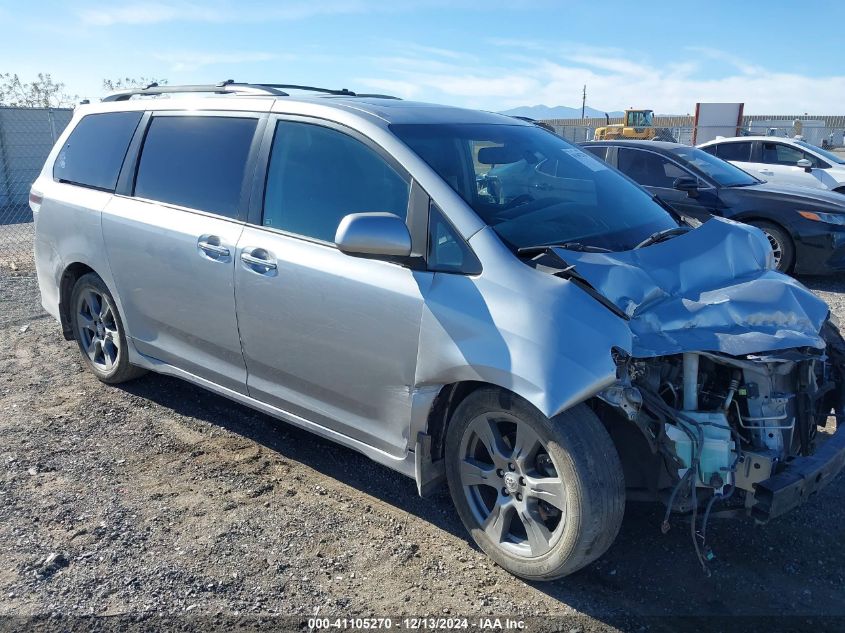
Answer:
[733,212,796,240]
[58,262,97,340]
[417,380,614,497]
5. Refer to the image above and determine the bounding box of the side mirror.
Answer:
[335,212,412,259]
[673,176,700,197]
[797,158,813,172]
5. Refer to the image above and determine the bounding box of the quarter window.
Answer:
[427,204,480,274]
[263,121,409,242]
[53,112,142,191]
[134,116,258,218]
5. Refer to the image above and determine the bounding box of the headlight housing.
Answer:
[798,210,845,225]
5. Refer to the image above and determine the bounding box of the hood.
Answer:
[551,218,830,357]
[737,182,845,210]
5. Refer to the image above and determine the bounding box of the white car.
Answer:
[698,136,845,194]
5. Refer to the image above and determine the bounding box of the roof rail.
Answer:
[101,80,289,102]
[257,83,356,96]
[101,80,400,102]
[355,94,402,100]
[257,84,401,99]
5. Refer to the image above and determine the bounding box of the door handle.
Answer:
[198,236,230,259]
[240,248,277,272]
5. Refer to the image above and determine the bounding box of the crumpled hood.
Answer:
[554,218,830,357]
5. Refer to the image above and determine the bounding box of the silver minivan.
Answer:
[32,82,845,580]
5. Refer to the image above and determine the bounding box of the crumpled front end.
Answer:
[527,217,845,567]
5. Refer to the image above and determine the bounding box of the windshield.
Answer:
[669,145,760,187]
[795,140,845,165]
[391,123,678,252]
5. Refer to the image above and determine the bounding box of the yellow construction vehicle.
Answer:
[593,108,675,141]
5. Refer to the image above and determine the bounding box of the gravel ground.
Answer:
[0,220,35,272]
[1,263,845,633]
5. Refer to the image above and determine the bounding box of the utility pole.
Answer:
[581,85,586,119]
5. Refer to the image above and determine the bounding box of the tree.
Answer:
[0,73,79,108]
[102,77,168,92]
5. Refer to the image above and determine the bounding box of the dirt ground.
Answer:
[1,263,844,633]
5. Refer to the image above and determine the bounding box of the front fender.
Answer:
[414,235,632,418]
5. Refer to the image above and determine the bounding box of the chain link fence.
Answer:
[0,107,72,326]
[546,117,845,148]
[0,107,73,270]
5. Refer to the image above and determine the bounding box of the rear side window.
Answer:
[134,116,258,218]
[715,141,752,162]
[263,121,409,242]
[53,112,142,191]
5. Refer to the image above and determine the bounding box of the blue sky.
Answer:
[2,0,844,113]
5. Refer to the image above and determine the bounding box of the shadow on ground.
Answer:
[116,371,845,628]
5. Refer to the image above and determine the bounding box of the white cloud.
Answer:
[359,42,845,114]
[354,78,424,99]
[78,1,375,25]
[684,46,763,76]
[565,54,651,78]
[80,2,204,25]
[153,51,281,72]
[76,0,488,26]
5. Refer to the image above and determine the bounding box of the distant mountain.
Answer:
[500,104,624,120]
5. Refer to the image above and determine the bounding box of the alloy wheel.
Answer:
[763,230,783,269]
[458,412,566,558]
[76,288,120,372]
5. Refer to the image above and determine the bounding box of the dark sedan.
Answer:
[580,140,845,274]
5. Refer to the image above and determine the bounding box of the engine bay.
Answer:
[596,322,845,570]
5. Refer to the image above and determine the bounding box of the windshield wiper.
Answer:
[634,226,691,249]
[517,242,612,257]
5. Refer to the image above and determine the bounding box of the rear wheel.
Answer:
[749,220,794,273]
[70,273,146,384]
[445,388,625,580]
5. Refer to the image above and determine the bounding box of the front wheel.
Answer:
[69,273,146,384]
[445,388,625,580]
[749,220,794,273]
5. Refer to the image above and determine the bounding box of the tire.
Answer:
[445,388,625,581]
[69,273,146,384]
[749,220,794,273]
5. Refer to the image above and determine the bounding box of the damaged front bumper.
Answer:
[750,419,845,522]
[536,217,845,526]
